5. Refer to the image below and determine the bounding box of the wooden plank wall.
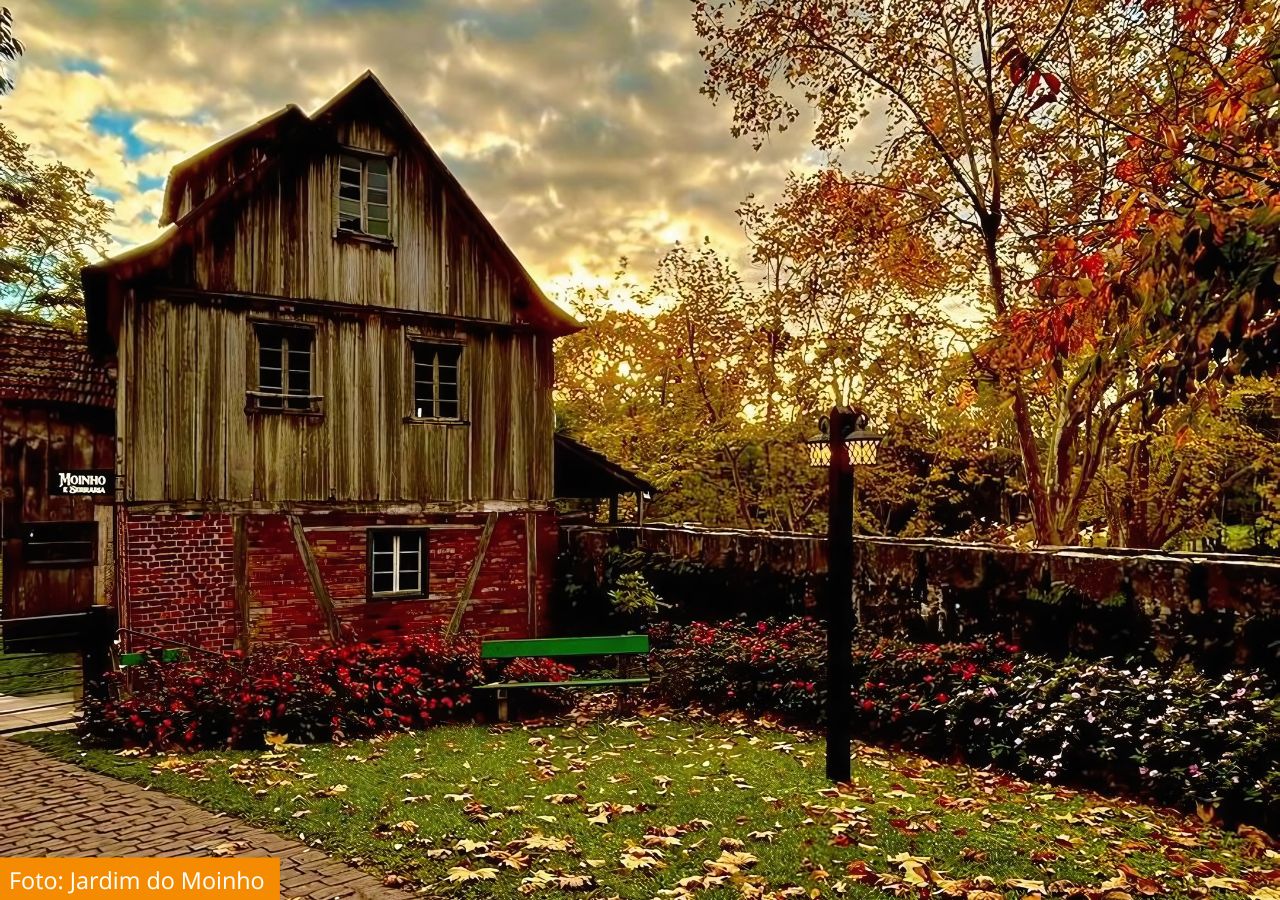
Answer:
[0,403,114,617]
[121,102,561,505]
[181,111,521,323]
[118,297,554,503]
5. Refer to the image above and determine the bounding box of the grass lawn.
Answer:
[23,718,1278,899]
[0,651,79,696]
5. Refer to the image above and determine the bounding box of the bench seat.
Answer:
[478,676,650,690]
[478,634,650,721]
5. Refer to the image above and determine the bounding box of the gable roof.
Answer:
[85,70,580,345]
[554,433,656,498]
[0,317,115,409]
[159,103,309,227]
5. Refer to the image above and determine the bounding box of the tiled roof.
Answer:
[0,317,115,409]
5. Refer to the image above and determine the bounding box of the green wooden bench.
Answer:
[477,635,650,722]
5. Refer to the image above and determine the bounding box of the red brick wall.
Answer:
[249,512,550,645]
[245,515,327,645]
[120,509,555,651]
[120,512,239,651]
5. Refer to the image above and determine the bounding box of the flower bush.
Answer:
[649,618,1280,826]
[83,633,485,750]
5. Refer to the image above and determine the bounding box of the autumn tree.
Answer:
[0,124,112,324]
[1092,378,1280,548]
[555,250,779,527]
[0,7,21,96]
[740,169,957,417]
[990,2,1280,545]
[696,0,1279,545]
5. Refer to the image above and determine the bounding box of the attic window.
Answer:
[338,152,391,239]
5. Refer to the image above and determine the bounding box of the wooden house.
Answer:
[83,72,580,651]
[0,318,116,627]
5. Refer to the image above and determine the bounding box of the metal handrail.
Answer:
[113,628,236,663]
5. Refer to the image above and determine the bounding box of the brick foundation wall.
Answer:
[119,508,555,651]
[250,511,552,645]
[120,512,239,651]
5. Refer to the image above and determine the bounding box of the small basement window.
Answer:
[411,342,462,420]
[248,323,321,414]
[368,530,426,598]
[21,521,97,567]
[338,152,391,239]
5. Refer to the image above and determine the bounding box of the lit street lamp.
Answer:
[806,406,883,783]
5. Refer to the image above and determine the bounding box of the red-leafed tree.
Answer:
[696,0,1279,544]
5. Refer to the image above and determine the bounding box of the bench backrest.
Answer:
[480,634,649,660]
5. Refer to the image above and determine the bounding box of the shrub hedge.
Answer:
[647,618,1280,827]
[81,634,575,750]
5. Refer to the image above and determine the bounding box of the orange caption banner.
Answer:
[0,858,278,899]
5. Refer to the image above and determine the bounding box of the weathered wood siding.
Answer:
[116,297,555,503]
[173,110,523,322]
[118,101,558,505]
[1,403,114,617]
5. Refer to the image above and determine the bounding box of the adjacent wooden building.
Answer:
[0,318,115,625]
[84,72,580,650]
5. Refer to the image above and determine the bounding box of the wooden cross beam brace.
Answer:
[288,514,341,643]
[446,512,498,637]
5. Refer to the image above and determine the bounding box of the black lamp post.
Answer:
[806,407,883,783]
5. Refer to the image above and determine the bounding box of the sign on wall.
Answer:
[49,469,115,496]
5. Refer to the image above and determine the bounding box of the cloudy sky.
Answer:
[0,0,866,296]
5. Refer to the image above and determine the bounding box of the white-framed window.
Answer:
[248,322,320,414]
[368,530,425,598]
[411,341,462,420]
[338,151,391,238]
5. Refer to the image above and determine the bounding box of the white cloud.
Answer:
[4,0,867,288]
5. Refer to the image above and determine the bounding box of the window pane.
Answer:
[438,400,458,419]
[397,554,419,591]
[366,157,389,183]
[339,155,362,178]
[339,183,362,201]
[366,216,390,237]
[367,187,389,206]
[288,349,310,382]
[259,332,284,356]
[338,198,361,231]
[372,570,395,594]
[258,341,283,408]
[397,534,422,592]
[258,354,282,389]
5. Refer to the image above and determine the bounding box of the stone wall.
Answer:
[560,525,1280,673]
